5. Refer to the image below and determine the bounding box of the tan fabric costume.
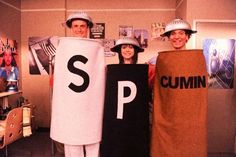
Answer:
[151,49,208,157]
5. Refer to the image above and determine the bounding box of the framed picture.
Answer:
[90,23,105,39]
[119,25,133,38]
[134,29,148,48]
[0,37,19,92]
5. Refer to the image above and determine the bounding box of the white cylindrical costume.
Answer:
[50,37,105,145]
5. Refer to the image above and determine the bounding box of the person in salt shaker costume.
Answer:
[50,12,105,157]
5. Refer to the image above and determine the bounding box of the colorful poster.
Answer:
[134,29,148,48]
[203,39,235,88]
[0,37,19,92]
[90,23,105,39]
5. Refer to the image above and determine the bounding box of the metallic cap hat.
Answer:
[62,12,94,28]
[161,19,197,37]
[110,37,144,53]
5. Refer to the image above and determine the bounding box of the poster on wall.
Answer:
[28,36,58,75]
[203,39,235,89]
[134,29,148,48]
[151,22,166,41]
[101,39,116,57]
[0,37,19,92]
[119,25,133,38]
[90,23,105,39]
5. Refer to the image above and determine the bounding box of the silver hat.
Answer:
[62,12,93,28]
[161,19,197,37]
[110,37,144,53]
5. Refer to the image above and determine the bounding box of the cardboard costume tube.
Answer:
[151,50,208,157]
[101,64,150,157]
[50,37,105,145]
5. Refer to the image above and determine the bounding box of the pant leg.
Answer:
[85,142,100,157]
[64,144,84,157]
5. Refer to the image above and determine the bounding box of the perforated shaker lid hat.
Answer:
[62,12,93,28]
[110,37,144,53]
[161,19,197,37]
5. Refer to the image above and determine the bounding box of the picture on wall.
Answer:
[134,29,148,48]
[203,39,235,88]
[101,39,116,57]
[90,23,105,39]
[119,25,133,38]
[28,36,58,75]
[0,37,19,92]
[151,22,166,41]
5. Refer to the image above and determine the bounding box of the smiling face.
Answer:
[121,44,135,64]
[70,20,89,38]
[169,30,189,50]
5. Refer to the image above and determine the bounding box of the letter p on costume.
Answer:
[117,81,137,119]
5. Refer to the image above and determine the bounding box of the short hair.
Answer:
[67,18,89,28]
[166,29,192,38]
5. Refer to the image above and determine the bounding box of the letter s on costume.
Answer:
[67,55,90,93]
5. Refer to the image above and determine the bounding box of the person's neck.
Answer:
[124,59,132,64]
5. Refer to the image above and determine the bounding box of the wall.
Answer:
[64,0,176,64]
[175,0,187,20]
[21,0,65,127]
[0,0,21,39]
[186,0,236,153]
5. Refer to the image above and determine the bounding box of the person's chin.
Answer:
[172,43,184,49]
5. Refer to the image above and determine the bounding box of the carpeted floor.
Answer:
[208,153,236,157]
[0,129,63,157]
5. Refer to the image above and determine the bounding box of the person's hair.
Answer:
[166,29,192,38]
[67,18,89,28]
[118,46,138,64]
[1,53,17,67]
[185,30,193,38]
